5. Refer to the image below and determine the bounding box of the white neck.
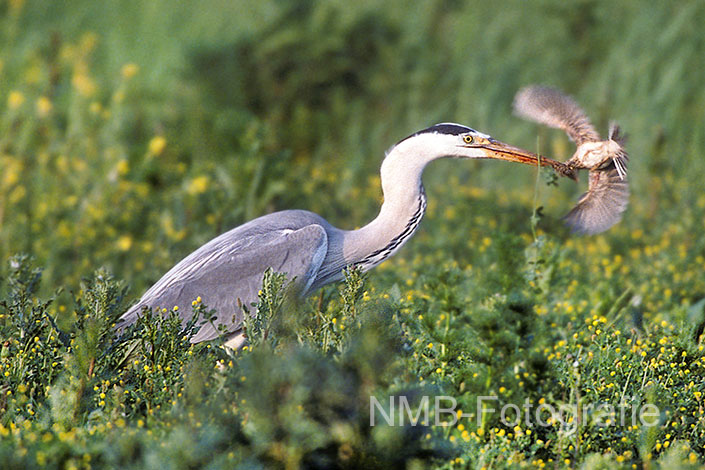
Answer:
[341,136,440,268]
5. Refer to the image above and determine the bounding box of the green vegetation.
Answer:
[2,0,705,468]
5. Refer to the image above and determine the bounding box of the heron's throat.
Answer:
[352,184,427,272]
[346,145,434,271]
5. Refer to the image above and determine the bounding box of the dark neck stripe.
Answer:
[418,123,474,135]
[356,187,427,268]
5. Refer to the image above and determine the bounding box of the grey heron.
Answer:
[513,85,629,234]
[118,123,573,347]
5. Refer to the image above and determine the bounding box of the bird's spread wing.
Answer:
[119,224,328,343]
[513,86,601,145]
[563,162,629,235]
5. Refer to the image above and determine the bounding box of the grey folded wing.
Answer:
[118,224,328,343]
[513,85,601,146]
[563,162,629,235]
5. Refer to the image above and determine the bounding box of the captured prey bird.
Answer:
[513,85,629,234]
[118,123,574,347]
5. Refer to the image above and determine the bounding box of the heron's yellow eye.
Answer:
[463,135,474,144]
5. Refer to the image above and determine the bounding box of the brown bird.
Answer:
[513,85,629,234]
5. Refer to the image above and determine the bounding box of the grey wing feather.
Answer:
[513,85,601,145]
[563,162,629,235]
[119,224,328,343]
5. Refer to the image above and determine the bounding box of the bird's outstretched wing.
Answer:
[118,223,328,343]
[563,162,629,235]
[513,86,601,146]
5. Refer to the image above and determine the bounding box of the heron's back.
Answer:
[119,209,335,339]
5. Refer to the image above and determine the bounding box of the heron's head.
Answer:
[391,123,570,175]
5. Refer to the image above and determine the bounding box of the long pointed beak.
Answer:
[469,139,577,180]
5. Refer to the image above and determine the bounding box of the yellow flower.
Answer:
[116,159,129,176]
[148,136,167,156]
[2,159,21,187]
[188,175,210,195]
[117,235,133,251]
[121,63,139,79]
[7,90,25,109]
[36,96,52,117]
[80,32,98,53]
[72,73,97,97]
